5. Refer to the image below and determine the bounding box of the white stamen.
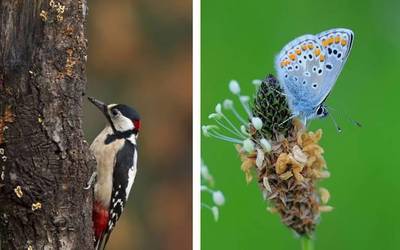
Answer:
[229,80,240,95]
[223,99,233,109]
[251,117,263,130]
[239,95,250,102]
[252,79,262,87]
[201,164,210,180]
[260,138,272,152]
[215,103,222,114]
[243,139,255,153]
[208,113,222,119]
[212,191,225,206]
[211,206,219,221]
[202,125,217,137]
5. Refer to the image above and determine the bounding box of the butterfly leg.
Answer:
[279,114,297,127]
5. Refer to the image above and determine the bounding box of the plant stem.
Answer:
[301,237,314,250]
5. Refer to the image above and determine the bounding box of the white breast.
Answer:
[90,126,124,208]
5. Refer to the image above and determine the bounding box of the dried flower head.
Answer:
[203,75,332,236]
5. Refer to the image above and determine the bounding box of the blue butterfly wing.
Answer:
[316,28,354,104]
[275,35,327,116]
[275,28,354,120]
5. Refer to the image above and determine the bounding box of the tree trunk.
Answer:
[0,0,94,249]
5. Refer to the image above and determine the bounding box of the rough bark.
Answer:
[0,0,94,249]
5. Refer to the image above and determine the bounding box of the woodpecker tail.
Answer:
[93,202,111,250]
[95,232,112,250]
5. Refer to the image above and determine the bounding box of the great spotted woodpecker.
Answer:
[86,97,141,250]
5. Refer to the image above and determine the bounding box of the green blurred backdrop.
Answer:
[201,0,400,250]
[83,0,192,249]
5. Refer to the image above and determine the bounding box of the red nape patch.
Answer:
[93,202,109,240]
[133,120,141,130]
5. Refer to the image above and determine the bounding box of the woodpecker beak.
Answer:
[88,97,108,116]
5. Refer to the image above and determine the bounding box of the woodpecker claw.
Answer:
[84,172,97,190]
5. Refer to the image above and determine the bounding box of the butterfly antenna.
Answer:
[328,112,342,133]
[328,106,362,128]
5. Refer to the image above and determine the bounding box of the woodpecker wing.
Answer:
[95,140,138,250]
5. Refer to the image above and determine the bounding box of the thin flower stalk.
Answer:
[201,160,225,221]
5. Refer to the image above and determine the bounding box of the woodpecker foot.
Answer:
[84,172,97,189]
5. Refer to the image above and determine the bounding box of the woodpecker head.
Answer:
[88,97,141,136]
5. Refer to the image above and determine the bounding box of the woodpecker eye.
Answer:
[111,109,118,116]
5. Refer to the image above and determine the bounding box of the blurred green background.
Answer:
[201,0,400,250]
[83,0,192,249]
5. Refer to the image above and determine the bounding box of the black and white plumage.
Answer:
[87,97,140,250]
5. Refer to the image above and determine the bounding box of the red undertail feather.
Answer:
[93,201,109,240]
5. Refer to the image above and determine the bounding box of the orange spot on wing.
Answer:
[319,54,325,62]
[322,39,328,47]
[301,44,308,50]
[328,37,334,45]
[335,35,341,44]
[295,49,302,55]
[308,43,314,49]
[341,39,347,46]
[289,54,297,61]
[314,48,321,56]
[282,60,289,67]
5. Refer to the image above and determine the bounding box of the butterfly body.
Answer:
[275,28,354,124]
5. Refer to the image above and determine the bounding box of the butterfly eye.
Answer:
[317,107,323,115]
[316,106,324,116]
[316,106,328,117]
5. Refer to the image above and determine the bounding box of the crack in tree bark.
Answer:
[0,0,94,249]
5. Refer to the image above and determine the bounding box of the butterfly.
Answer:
[275,28,354,125]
